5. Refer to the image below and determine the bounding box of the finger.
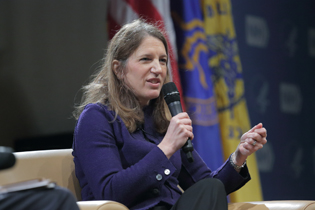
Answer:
[250,132,267,145]
[248,123,263,133]
[251,139,259,147]
[180,118,192,125]
[254,128,267,137]
[173,117,190,126]
[252,140,264,150]
[260,137,267,145]
[245,132,263,143]
[171,114,185,124]
[242,141,254,151]
[245,138,256,146]
[174,119,192,128]
[183,124,194,139]
[244,138,262,151]
[254,136,268,146]
[178,123,193,133]
[189,132,194,140]
[179,124,193,132]
[245,138,256,145]
[175,112,190,119]
[181,126,194,140]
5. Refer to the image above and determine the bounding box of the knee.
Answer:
[59,187,75,195]
[199,178,226,193]
[50,186,77,201]
[199,178,223,186]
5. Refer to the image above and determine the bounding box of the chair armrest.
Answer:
[77,200,129,210]
[228,200,315,210]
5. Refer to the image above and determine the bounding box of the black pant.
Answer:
[171,178,227,210]
[0,186,80,210]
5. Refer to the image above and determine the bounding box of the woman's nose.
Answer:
[150,60,162,74]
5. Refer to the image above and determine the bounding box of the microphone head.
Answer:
[0,152,16,170]
[162,82,180,105]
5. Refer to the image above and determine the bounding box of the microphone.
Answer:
[162,82,194,162]
[0,152,16,170]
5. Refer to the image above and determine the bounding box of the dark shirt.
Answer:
[72,103,250,210]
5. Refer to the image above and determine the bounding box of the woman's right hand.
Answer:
[158,112,194,159]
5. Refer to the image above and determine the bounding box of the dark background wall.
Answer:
[232,0,315,200]
[0,0,314,201]
[0,1,108,149]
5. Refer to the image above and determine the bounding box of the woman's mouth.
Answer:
[146,78,161,88]
[147,78,161,84]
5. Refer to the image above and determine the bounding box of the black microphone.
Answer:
[162,82,194,162]
[0,152,16,170]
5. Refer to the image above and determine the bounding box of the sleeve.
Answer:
[178,149,251,195]
[73,104,177,206]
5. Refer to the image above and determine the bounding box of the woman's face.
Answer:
[124,36,168,107]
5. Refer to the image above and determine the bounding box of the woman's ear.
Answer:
[112,60,122,79]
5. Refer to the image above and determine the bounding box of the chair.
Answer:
[0,149,314,210]
[0,149,128,210]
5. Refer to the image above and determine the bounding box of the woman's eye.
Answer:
[160,58,167,63]
[141,57,150,61]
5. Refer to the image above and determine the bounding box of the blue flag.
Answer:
[171,0,224,169]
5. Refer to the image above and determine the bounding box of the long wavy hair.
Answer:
[73,19,171,133]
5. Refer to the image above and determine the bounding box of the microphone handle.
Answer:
[183,139,194,163]
[167,101,183,116]
[168,102,194,162]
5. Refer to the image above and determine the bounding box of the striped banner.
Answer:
[170,0,224,170]
[202,0,263,202]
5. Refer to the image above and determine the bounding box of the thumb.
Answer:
[248,123,263,133]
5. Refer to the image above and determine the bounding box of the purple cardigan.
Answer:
[72,103,250,210]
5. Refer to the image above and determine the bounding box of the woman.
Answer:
[72,19,267,210]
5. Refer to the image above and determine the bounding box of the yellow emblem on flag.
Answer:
[202,0,263,202]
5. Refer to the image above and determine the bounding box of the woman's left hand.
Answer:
[233,123,267,166]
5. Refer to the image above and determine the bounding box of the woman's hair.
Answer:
[73,19,171,133]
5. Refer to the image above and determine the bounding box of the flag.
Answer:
[202,0,263,202]
[170,0,224,170]
[107,0,185,109]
